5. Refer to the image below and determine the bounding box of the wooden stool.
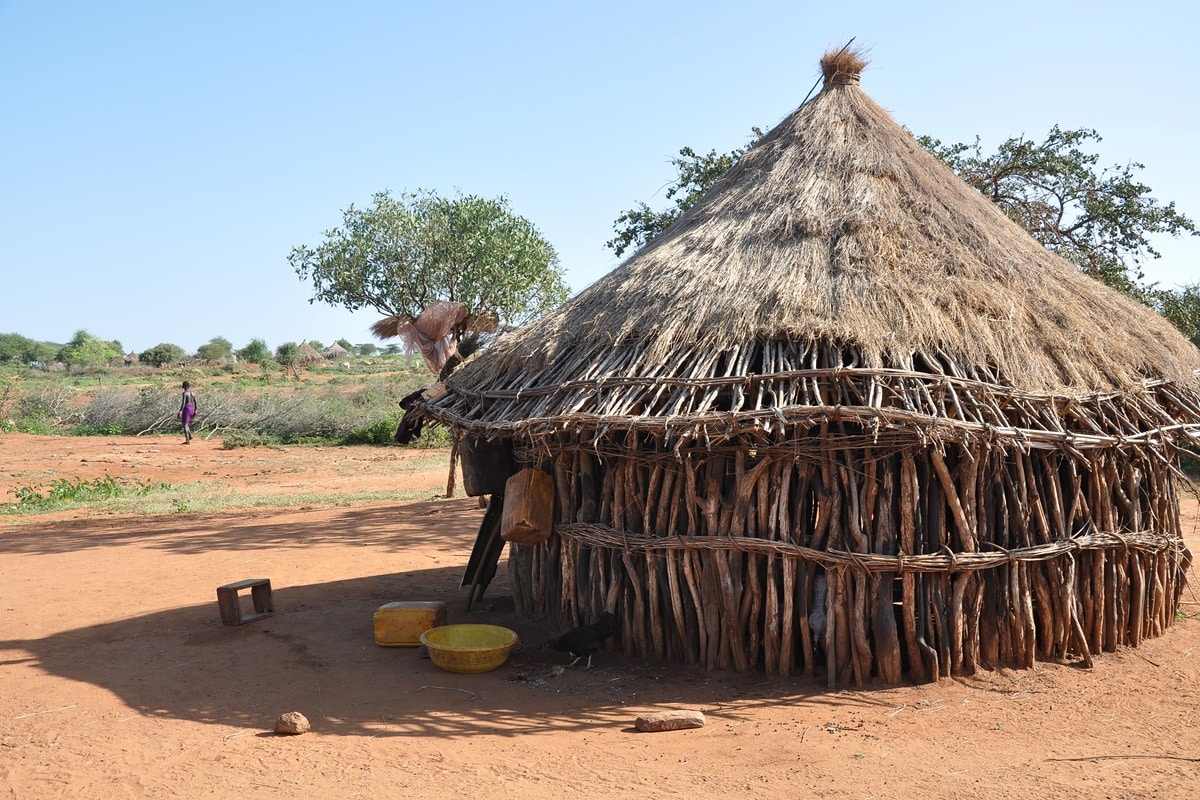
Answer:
[217,578,274,625]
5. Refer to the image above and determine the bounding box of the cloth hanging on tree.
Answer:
[395,301,469,373]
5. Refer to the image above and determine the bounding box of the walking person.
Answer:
[179,381,198,444]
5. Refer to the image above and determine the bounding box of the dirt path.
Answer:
[1,434,1198,798]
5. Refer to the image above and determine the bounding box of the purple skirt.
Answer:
[182,404,196,425]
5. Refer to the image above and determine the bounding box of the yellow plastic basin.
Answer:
[419,624,518,674]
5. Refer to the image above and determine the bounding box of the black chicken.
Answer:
[545,611,618,669]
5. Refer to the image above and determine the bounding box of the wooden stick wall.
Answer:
[508,431,1191,685]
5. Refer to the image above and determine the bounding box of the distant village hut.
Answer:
[296,341,324,367]
[323,342,352,360]
[421,50,1200,685]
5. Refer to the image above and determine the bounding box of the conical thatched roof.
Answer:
[296,341,324,366]
[426,50,1200,445]
[323,342,352,359]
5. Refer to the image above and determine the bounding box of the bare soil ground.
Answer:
[2,433,1198,799]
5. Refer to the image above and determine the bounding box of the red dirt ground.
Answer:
[1,433,1198,799]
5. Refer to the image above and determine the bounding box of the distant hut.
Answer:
[123,352,139,367]
[421,50,1200,685]
[296,341,324,367]
[323,342,352,360]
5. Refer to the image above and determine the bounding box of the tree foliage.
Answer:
[0,333,59,365]
[196,336,233,363]
[60,330,123,370]
[236,339,271,365]
[139,342,185,368]
[275,342,299,367]
[1151,283,1200,348]
[916,126,1198,294]
[607,130,763,258]
[290,189,569,331]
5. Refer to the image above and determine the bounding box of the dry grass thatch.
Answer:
[424,52,1200,686]
[433,49,1200,416]
[296,341,324,366]
[820,45,868,85]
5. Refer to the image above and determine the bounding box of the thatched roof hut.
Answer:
[323,342,352,360]
[422,49,1200,685]
[296,341,324,366]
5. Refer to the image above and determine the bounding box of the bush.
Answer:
[343,412,402,445]
[69,422,125,436]
[0,360,441,446]
[220,430,280,449]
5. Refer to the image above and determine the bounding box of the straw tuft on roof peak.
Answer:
[821,45,868,86]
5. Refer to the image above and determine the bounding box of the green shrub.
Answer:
[343,412,403,445]
[68,422,125,436]
[7,474,123,511]
[220,430,280,449]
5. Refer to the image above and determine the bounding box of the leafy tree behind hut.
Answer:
[275,342,299,368]
[236,338,272,366]
[196,336,234,363]
[289,189,569,334]
[609,126,1199,333]
[139,342,185,367]
[59,330,123,370]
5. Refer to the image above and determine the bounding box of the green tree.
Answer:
[139,342,185,367]
[607,130,763,257]
[355,342,378,356]
[335,338,354,352]
[196,336,233,363]
[275,342,299,368]
[916,127,1197,294]
[59,330,123,370]
[28,340,59,366]
[0,333,37,364]
[236,338,271,365]
[1151,283,1200,348]
[289,189,569,331]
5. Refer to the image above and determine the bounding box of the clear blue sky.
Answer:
[2,1,1197,354]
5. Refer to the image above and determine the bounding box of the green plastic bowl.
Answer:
[419,624,518,673]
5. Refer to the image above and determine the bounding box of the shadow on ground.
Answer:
[0,503,893,739]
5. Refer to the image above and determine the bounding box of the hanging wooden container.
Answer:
[460,436,515,497]
[500,468,554,546]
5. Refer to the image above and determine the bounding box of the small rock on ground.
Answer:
[634,709,706,732]
[274,711,311,735]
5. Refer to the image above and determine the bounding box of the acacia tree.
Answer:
[59,330,123,370]
[236,339,271,365]
[607,130,762,258]
[290,190,569,332]
[0,333,58,366]
[275,342,299,368]
[196,336,233,363]
[139,342,185,367]
[610,126,1197,304]
[916,127,1197,295]
[1152,283,1200,348]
